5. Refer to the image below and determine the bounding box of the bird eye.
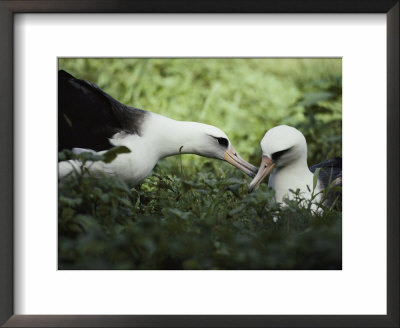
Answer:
[216,137,229,148]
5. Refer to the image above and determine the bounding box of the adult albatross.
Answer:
[248,125,342,208]
[58,70,257,185]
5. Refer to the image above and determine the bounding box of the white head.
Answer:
[249,125,308,192]
[144,114,258,178]
[176,122,229,158]
[179,122,258,178]
[260,125,307,168]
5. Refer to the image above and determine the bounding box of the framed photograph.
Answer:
[1,1,398,327]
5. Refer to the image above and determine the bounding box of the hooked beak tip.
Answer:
[247,156,275,192]
[248,169,257,179]
[250,165,258,177]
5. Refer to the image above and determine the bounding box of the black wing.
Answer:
[310,157,342,209]
[58,70,148,151]
[310,157,342,189]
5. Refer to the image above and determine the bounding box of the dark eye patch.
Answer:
[271,147,293,161]
[211,136,229,148]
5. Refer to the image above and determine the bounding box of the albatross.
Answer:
[248,125,342,209]
[58,70,257,185]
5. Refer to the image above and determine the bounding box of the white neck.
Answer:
[269,154,314,202]
[141,113,219,160]
[277,154,310,174]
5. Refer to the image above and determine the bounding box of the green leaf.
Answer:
[103,146,131,163]
[61,207,75,220]
[99,194,110,203]
[297,91,335,107]
[58,149,77,162]
[59,195,83,206]
[313,168,321,191]
[228,204,246,216]
[227,184,242,197]
[63,114,73,127]
[167,208,191,220]
[76,152,104,162]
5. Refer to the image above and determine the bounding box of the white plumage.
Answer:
[249,125,342,210]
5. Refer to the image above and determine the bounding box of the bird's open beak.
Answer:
[224,146,258,178]
[248,156,275,193]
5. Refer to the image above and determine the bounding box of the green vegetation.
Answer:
[58,58,342,270]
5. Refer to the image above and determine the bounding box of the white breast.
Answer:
[268,165,321,204]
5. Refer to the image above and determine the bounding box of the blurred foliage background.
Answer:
[58,58,342,270]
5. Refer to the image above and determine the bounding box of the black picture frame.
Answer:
[1,1,398,327]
